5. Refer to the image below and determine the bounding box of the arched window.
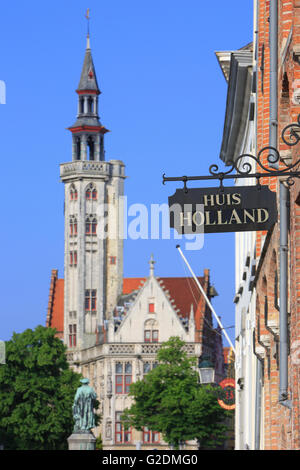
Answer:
[69,216,77,237]
[80,97,84,114]
[87,136,94,160]
[92,218,97,235]
[70,184,77,201]
[88,97,93,113]
[86,218,91,235]
[85,215,97,236]
[86,184,97,201]
[76,137,81,160]
[100,135,104,160]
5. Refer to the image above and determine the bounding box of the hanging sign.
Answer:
[168,185,277,234]
[218,378,235,411]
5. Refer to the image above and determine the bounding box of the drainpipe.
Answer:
[254,358,262,449]
[253,0,264,449]
[269,0,292,409]
[269,0,278,161]
[279,183,291,408]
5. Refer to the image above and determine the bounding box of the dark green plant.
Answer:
[0,326,87,450]
[95,434,103,450]
[122,336,231,449]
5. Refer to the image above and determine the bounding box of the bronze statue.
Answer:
[72,378,97,433]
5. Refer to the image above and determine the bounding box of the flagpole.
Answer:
[176,245,235,353]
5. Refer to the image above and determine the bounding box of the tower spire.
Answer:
[149,254,155,277]
[68,19,109,161]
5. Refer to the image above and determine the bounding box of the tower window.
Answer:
[87,136,94,161]
[76,137,81,160]
[86,185,97,200]
[85,289,97,311]
[110,256,116,265]
[100,135,104,160]
[91,290,96,310]
[69,324,77,348]
[86,216,97,236]
[80,98,84,114]
[92,218,97,235]
[70,185,77,201]
[70,216,77,237]
[88,97,93,113]
[70,251,77,267]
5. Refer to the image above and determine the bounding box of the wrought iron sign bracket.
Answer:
[163,115,300,192]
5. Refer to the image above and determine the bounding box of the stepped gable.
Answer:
[47,274,208,334]
[158,276,205,319]
[122,275,206,319]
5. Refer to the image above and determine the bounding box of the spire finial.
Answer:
[85,8,91,49]
[149,254,155,276]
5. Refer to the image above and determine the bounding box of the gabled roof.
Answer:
[122,276,206,319]
[47,273,212,335]
[46,270,64,338]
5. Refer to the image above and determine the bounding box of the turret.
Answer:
[68,35,108,162]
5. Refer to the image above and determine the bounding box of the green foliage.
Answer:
[95,434,103,450]
[0,326,82,450]
[121,336,231,449]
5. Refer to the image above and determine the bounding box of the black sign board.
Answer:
[169,185,277,234]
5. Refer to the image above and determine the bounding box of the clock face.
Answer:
[218,378,235,410]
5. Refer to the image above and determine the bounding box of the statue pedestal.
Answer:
[67,431,96,450]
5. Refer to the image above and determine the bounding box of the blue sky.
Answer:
[0,0,253,343]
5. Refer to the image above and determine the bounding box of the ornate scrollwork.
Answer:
[163,114,300,190]
[282,114,300,146]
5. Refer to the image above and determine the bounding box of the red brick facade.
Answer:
[255,0,300,450]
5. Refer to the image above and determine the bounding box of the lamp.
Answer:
[198,355,215,384]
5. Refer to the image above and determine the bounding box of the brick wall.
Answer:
[255,0,300,450]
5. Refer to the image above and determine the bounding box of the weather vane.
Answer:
[85,8,90,36]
